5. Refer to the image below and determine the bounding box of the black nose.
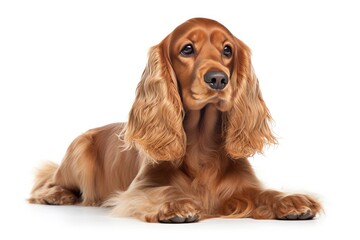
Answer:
[204,71,229,90]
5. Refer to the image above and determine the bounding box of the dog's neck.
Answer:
[183,104,222,141]
[182,104,227,179]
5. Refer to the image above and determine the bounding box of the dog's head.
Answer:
[124,18,276,161]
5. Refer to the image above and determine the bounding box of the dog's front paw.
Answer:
[152,199,200,223]
[275,194,321,220]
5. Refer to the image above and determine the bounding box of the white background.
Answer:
[1,0,359,239]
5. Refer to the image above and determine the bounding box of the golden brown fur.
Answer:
[29,18,321,223]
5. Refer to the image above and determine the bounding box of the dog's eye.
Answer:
[223,45,232,57]
[180,44,195,56]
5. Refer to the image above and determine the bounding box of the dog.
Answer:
[29,18,321,223]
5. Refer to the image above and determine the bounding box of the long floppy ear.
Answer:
[123,40,186,162]
[224,38,277,159]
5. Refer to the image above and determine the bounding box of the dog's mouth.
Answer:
[184,90,232,112]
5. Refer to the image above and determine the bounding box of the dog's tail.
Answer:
[28,161,58,204]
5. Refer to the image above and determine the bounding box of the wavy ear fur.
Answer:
[123,40,186,162]
[224,38,277,159]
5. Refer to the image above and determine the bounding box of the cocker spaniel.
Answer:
[29,18,321,223]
